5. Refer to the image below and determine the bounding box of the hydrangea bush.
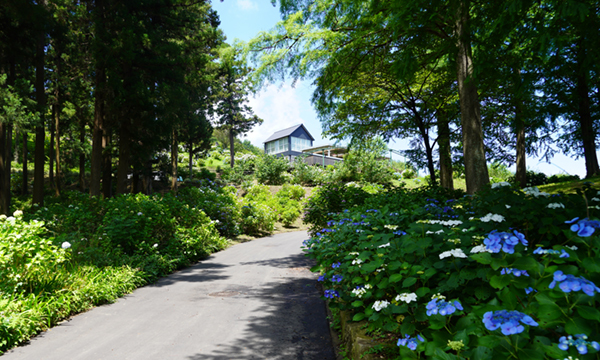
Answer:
[303,182,600,359]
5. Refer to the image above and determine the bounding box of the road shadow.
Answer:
[151,261,231,287]
[239,252,314,269]
[185,272,335,360]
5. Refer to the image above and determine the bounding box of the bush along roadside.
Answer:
[303,181,600,359]
[0,190,229,354]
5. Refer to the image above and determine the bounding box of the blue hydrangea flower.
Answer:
[483,310,538,335]
[533,247,570,258]
[524,287,537,294]
[397,334,425,350]
[566,217,600,237]
[549,271,600,296]
[318,275,326,282]
[331,275,343,283]
[324,289,339,299]
[332,262,341,269]
[394,230,407,236]
[558,334,600,355]
[483,230,528,254]
[501,268,529,277]
[426,299,463,316]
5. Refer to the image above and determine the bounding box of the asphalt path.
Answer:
[2,231,335,360]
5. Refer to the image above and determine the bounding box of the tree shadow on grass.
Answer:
[185,274,335,360]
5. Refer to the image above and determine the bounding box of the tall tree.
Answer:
[214,47,263,168]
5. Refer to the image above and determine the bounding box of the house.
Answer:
[263,124,345,166]
[263,124,315,162]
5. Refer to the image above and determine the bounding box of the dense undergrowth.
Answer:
[0,180,306,353]
[303,181,600,359]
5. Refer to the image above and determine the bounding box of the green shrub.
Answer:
[255,154,289,185]
[547,173,580,184]
[276,183,305,201]
[508,170,548,187]
[239,203,277,235]
[291,156,323,186]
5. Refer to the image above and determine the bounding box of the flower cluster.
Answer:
[324,289,339,299]
[393,230,407,236]
[483,230,528,254]
[423,219,463,226]
[426,297,463,316]
[558,334,600,355]
[332,262,341,269]
[500,268,529,277]
[397,334,425,350]
[523,186,550,197]
[482,310,538,335]
[566,217,600,237]
[439,249,467,259]
[395,293,417,303]
[491,182,511,188]
[470,244,493,253]
[533,247,569,258]
[331,275,343,283]
[480,213,505,223]
[547,202,565,209]
[549,271,600,296]
[372,300,390,312]
[351,284,372,298]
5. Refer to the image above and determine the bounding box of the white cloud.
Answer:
[236,0,258,11]
[243,83,307,147]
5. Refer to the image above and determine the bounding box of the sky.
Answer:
[210,0,591,179]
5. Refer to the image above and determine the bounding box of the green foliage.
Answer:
[255,154,289,185]
[302,181,600,359]
[547,173,580,185]
[291,156,323,186]
[508,170,548,187]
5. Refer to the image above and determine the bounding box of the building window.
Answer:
[291,137,311,151]
[266,138,289,154]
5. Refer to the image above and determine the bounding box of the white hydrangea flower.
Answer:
[372,300,390,312]
[491,182,511,189]
[426,220,463,227]
[137,212,143,216]
[566,245,578,251]
[523,187,550,197]
[384,225,399,230]
[13,210,23,218]
[547,203,565,209]
[0,214,6,221]
[426,229,444,235]
[480,213,505,223]
[378,243,391,248]
[470,245,492,253]
[352,259,363,265]
[395,293,417,303]
[591,197,600,202]
[61,242,71,249]
[505,205,511,209]
[439,249,467,259]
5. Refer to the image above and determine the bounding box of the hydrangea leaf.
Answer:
[536,303,562,321]
[510,257,540,272]
[471,253,492,265]
[577,305,600,321]
[516,348,545,360]
[470,346,493,360]
[415,287,430,297]
[389,273,403,283]
[565,317,593,335]
[489,275,511,289]
[352,312,365,321]
[476,335,503,349]
[352,300,363,308]
[402,277,417,288]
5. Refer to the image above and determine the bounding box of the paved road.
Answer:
[2,231,335,360]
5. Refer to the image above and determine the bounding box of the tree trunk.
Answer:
[229,129,235,168]
[50,104,55,187]
[116,120,130,195]
[188,144,193,179]
[102,132,112,198]
[0,121,8,215]
[576,38,599,177]
[455,0,489,194]
[171,130,178,191]
[22,133,28,195]
[54,102,61,196]
[90,64,105,196]
[79,113,86,192]
[33,13,46,206]
[438,111,454,190]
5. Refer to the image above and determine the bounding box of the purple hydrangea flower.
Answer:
[483,230,528,254]
[324,289,339,299]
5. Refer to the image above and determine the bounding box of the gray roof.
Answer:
[263,124,315,143]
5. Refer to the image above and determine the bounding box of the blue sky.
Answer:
[210,0,590,178]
